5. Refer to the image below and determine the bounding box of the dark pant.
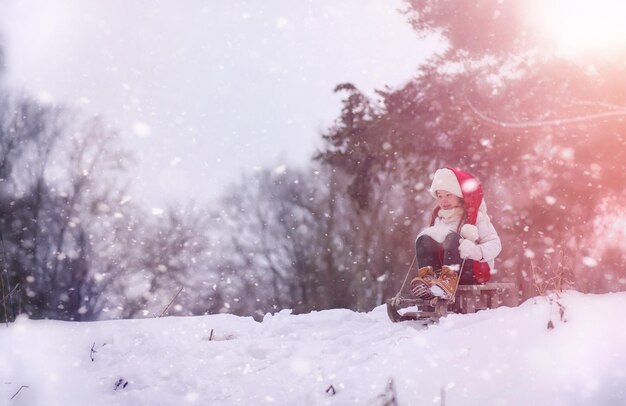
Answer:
[415,233,476,285]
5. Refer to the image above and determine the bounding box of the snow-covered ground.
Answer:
[1,291,625,405]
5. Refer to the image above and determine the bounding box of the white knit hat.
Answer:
[429,168,463,198]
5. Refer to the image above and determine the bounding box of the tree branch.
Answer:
[465,97,626,129]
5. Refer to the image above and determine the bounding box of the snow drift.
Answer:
[1,291,625,405]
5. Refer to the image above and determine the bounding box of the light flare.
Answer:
[529,0,626,57]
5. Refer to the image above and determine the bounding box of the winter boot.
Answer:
[429,265,460,300]
[410,266,436,299]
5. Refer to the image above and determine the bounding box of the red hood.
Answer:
[446,167,491,283]
[446,167,483,225]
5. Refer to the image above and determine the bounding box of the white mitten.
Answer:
[459,239,482,260]
[460,224,479,243]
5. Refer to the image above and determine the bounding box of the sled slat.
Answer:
[387,282,516,322]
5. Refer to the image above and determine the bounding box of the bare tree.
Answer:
[0,90,133,320]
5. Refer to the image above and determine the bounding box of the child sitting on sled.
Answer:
[410,167,502,300]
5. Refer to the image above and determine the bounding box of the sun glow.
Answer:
[530,0,626,57]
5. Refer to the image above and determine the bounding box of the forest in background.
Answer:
[1,0,625,322]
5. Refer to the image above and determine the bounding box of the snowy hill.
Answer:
[1,291,625,405]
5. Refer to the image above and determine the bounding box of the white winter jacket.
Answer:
[470,210,502,270]
[417,209,502,270]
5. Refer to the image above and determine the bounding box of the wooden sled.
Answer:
[386,282,515,323]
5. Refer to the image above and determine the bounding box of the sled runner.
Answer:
[386,282,515,323]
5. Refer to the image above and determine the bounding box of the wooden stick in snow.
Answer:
[10,385,29,400]
[158,287,184,318]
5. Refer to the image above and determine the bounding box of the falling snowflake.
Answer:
[132,121,151,137]
[582,257,598,267]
